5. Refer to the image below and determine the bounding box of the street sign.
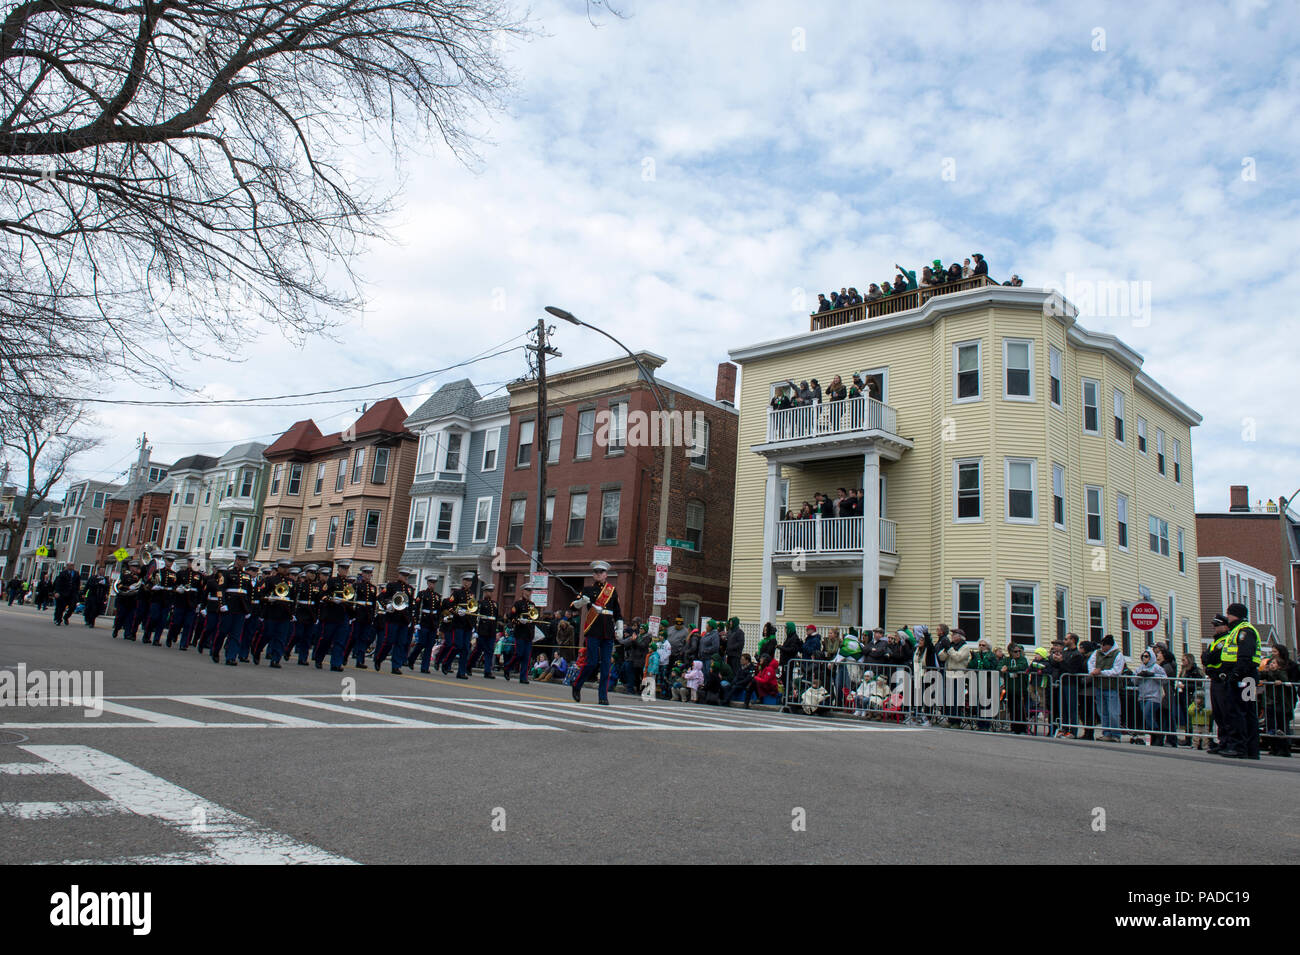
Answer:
[648,615,661,637]
[1130,601,1160,631]
[530,591,547,608]
[113,548,130,563]
[653,584,667,604]
[35,545,48,557]
[654,568,668,586]
[528,572,548,592]
[666,538,695,551]
[653,546,672,567]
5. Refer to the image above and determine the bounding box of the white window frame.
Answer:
[314,462,325,495]
[689,418,710,470]
[196,522,206,549]
[1113,390,1125,444]
[1007,580,1040,646]
[1081,378,1100,434]
[481,428,500,472]
[1166,592,1175,642]
[1177,527,1185,574]
[1156,429,1166,475]
[685,500,705,550]
[1088,597,1106,644]
[1002,338,1034,401]
[545,417,562,466]
[433,500,458,544]
[575,411,595,461]
[85,526,100,546]
[92,491,105,509]
[606,401,628,454]
[176,523,190,551]
[1004,457,1037,525]
[1137,417,1148,454]
[1149,515,1169,556]
[417,433,439,475]
[442,432,463,473]
[1172,438,1182,483]
[1052,463,1065,530]
[286,462,303,496]
[567,492,587,543]
[408,499,429,541]
[1049,346,1062,409]
[230,517,247,550]
[473,497,492,543]
[164,523,175,549]
[259,518,271,550]
[1116,493,1129,551]
[516,420,535,468]
[953,456,983,524]
[276,517,294,551]
[1084,485,1104,544]
[599,488,621,542]
[1055,586,1069,642]
[370,446,390,484]
[270,464,282,495]
[351,447,366,485]
[362,509,382,548]
[508,498,526,546]
[814,582,840,617]
[775,587,785,615]
[953,578,984,642]
[335,456,348,492]
[953,340,981,403]
[305,518,317,551]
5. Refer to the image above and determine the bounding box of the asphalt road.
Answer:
[1,601,1295,864]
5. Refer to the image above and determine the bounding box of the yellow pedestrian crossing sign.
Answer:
[35,545,48,557]
[113,548,130,563]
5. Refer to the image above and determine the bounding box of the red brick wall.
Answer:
[1196,513,1296,638]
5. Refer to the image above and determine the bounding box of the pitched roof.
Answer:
[264,398,410,459]
[219,441,268,463]
[169,454,220,473]
[405,380,507,426]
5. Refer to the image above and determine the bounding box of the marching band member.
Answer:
[502,588,538,684]
[167,555,201,650]
[289,564,321,666]
[441,571,476,680]
[257,559,296,668]
[467,582,498,678]
[408,576,443,673]
[571,561,623,706]
[111,560,142,640]
[199,563,223,655]
[348,565,379,669]
[219,550,255,666]
[373,568,416,674]
[143,553,178,646]
[315,562,353,672]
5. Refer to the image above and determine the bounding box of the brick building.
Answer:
[1195,484,1300,650]
[93,438,172,576]
[496,353,738,628]
[256,399,417,580]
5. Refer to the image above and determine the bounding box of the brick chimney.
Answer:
[715,362,737,405]
[1229,485,1250,512]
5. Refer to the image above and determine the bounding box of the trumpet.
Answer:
[525,604,540,622]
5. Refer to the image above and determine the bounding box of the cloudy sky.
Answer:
[65,0,1299,513]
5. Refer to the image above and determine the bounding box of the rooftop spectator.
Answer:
[971,252,988,276]
[817,293,832,312]
[895,263,917,290]
[962,257,973,278]
[1002,274,1022,286]
[921,266,942,287]
[947,262,963,282]
[865,283,883,301]
[847,287,862,305]
[882,276,896,296]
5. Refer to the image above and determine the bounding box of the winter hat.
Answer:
[1226,603,1248,620]
[785,621,796,636]
[728,616,739,629]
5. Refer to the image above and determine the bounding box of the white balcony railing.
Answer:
[773,516,897,556]
[767,396,897,443]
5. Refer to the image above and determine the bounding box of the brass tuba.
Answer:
[525,604,540,622]
[273,580,292,600]
[391,590,410,612]
[340,583,356,603]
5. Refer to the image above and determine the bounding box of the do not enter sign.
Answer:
[1130,601,1160,631]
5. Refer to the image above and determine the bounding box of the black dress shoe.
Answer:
[330,665,344,672]
[269,661,281,669]
[298,660,308,666]
[572,685,581,702]
[598,699,609,706]
[225,660,237,666]
[520,678,529,685]
[373,660,381,671]
[1217,749,1244,759]
[315,661,323,669]
[354,663,368,671]
[455,673,469,680]
[420,668,430,674]
[484,673,495,679]
[391,668,402,675]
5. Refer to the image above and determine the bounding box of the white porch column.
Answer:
[860,449,881,630]
[760,459,781,623]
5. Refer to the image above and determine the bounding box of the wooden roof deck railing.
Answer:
[810,273,1002,331]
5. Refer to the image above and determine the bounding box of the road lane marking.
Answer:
[0,799,132,820]
[278,697,427,725]
[364,695,553,729]
[20,745,355,864]
[0,761,63,774]
[169,696,329,727]
[98,700,204,727]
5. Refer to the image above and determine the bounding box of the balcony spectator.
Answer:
[809,378,822,404]
[947,262,963,283]
[817,293,832,312]
[847,287,862,305]
[865,283,883,302]
[971,252,988,276]
[825,374,846,403]
[770,386,793,413]
[834,488,850,516]
[796,380,814,405]
[881,276,896,296]
[891,275,908,295]
[895,263,917,290]
[839,287,850,306]
[797,502,814,519]
[921,266,942,287]
[962,257,973,278]
[1001,274,1023,287]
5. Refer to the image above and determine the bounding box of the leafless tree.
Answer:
[0,1,529,407]
[1,394,100,573]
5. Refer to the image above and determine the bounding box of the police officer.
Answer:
[408,576,443,673]
[502,588,537,683]
[167,555,201,649]
[467,582,498,678]
[258,559,296,668]
[1218,602,1262,760]
[1202,614,1232,753]
[571,560,623,705]
[349,565,380,669]
[442,571,477,680]
[219,550,255,666]
[374,568,416,674]
[83,564,109,629]
[316,560,353,671]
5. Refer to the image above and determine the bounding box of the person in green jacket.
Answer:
[968,639,999,730]
[894,263,918,291]
[757,623,778,662]
[1001,643,1030,733]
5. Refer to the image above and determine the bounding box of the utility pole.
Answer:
[526,320,560,580]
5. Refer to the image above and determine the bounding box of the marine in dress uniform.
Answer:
[348,566,379,669]
[408,577,443,673]
[571,561,623,705]
[83,566,110,628]
[258,559,296,667]
[199,564,224,655]
[373,568,416,674]
[143,554,179,645]
[441,572,477,679]
[111,562,142,639]
[466,582,499,678]
[244,562,265,663]
[316,560,353,671]
[219,551,255,665]
[166,556,202,649]
[502,590,538,684]
[128,559,154,641]
[289,565,320,665]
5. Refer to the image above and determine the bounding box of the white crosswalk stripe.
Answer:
[3,746,353,864]
[0,693,924,733]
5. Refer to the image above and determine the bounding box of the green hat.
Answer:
[785,621,796,636]
[728,616,739,629]
[932,259,942,269]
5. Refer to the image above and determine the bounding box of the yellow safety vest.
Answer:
[1220,620,1261,666]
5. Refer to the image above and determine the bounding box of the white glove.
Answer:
[615,620,624,639]
[571,595,591,609]
[220,605,228,612]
